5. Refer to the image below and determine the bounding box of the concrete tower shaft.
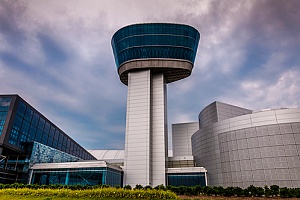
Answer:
[111,23,200,186]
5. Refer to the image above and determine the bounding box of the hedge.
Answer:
[1,183,300,198]
[0,187,177,199]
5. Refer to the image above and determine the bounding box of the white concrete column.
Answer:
[151,73,167,186]
[124,70,151,187]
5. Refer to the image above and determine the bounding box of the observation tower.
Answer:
[111,23,200,186]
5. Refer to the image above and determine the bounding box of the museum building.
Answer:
[1,23,300,188]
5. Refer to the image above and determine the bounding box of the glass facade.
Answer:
[27,142,81,169]
[8,99,94,160]
[111,23,200,67]
[0,97,11,135]
[167,172,206,187]
[31,167,123,186]
[167,160,195,168]
[0,142,80,171]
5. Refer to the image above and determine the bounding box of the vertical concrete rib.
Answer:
[151,73,167,186]
[124,70,151,186]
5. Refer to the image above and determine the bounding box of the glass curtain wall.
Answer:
[0,97,11,135]
[31,167,123,187]
[167,172,206,187]
[8,100,94,160]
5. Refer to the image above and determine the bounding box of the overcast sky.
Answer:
[1,0,299,150]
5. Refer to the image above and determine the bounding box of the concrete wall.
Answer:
[124,70,167,187]
[124,70,151,186]
[172,122,198,157]
[192,106,300,188]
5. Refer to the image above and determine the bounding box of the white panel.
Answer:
[151,73,167,186]
[172,122,199,157]
[124,71,168,187]
[124,70,151,187]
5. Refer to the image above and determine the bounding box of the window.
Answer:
[38,118,45,130]
[0,97,11,135]
[24,108,33,122]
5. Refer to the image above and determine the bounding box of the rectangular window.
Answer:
[35,129,43,142]
[38,118,45,130]
[49,126,55,138]
[54,130,59,140]
[0,97,11,135]
[16,101,26,117]
[44,122,50,133]
[24,107,33,122]
[32,113,40,127]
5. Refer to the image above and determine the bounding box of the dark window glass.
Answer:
[44,122,50,133]
[38,118,45,130]
[49,126,55,138]
[28,125,37,139]
[41,133,48,144]
[16,101,26,117]
[35,129,43,142]
[24,107,33,122]
[53,140,58,149]
[54,130,59,140]
[47,137,53,146]
[0,97,12,135]
[32,113,39,127]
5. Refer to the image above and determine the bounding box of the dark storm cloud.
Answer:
[167,0,300,123]
[0,0,27,46]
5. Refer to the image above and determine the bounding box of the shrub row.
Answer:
[133,184,300,198]
[1,183,300,198]
[0,187,177,199]
[163,185,300,198]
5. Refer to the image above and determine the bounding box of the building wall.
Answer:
[151,73,167,186]
[172,122,198,157]
[198,102,252,128]
[124,70,151,186]
[192,107,300,188]
[124,71,168,187]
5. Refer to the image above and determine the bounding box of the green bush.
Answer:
[114,185,121,189]
[0,188,177,199]
[264,185,271,197]
[201,185,210,195]
[154,184,166,190]
[134,184,143,190]
[280,187,291,198]
[270,185,280,196]
[232,187,243,197]
[144,185,152,190]
[242,188,250,197]
[247,185,257,197]
[256,186,264,197]
[223,187,234,197]
[1,183,300,198]
[123,185,132,190]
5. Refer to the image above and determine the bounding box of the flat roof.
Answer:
[30,160,123,172]
[167,167,207,173]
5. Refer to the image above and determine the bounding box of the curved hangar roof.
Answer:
[88,150,124,160]
[111,23,200,85]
